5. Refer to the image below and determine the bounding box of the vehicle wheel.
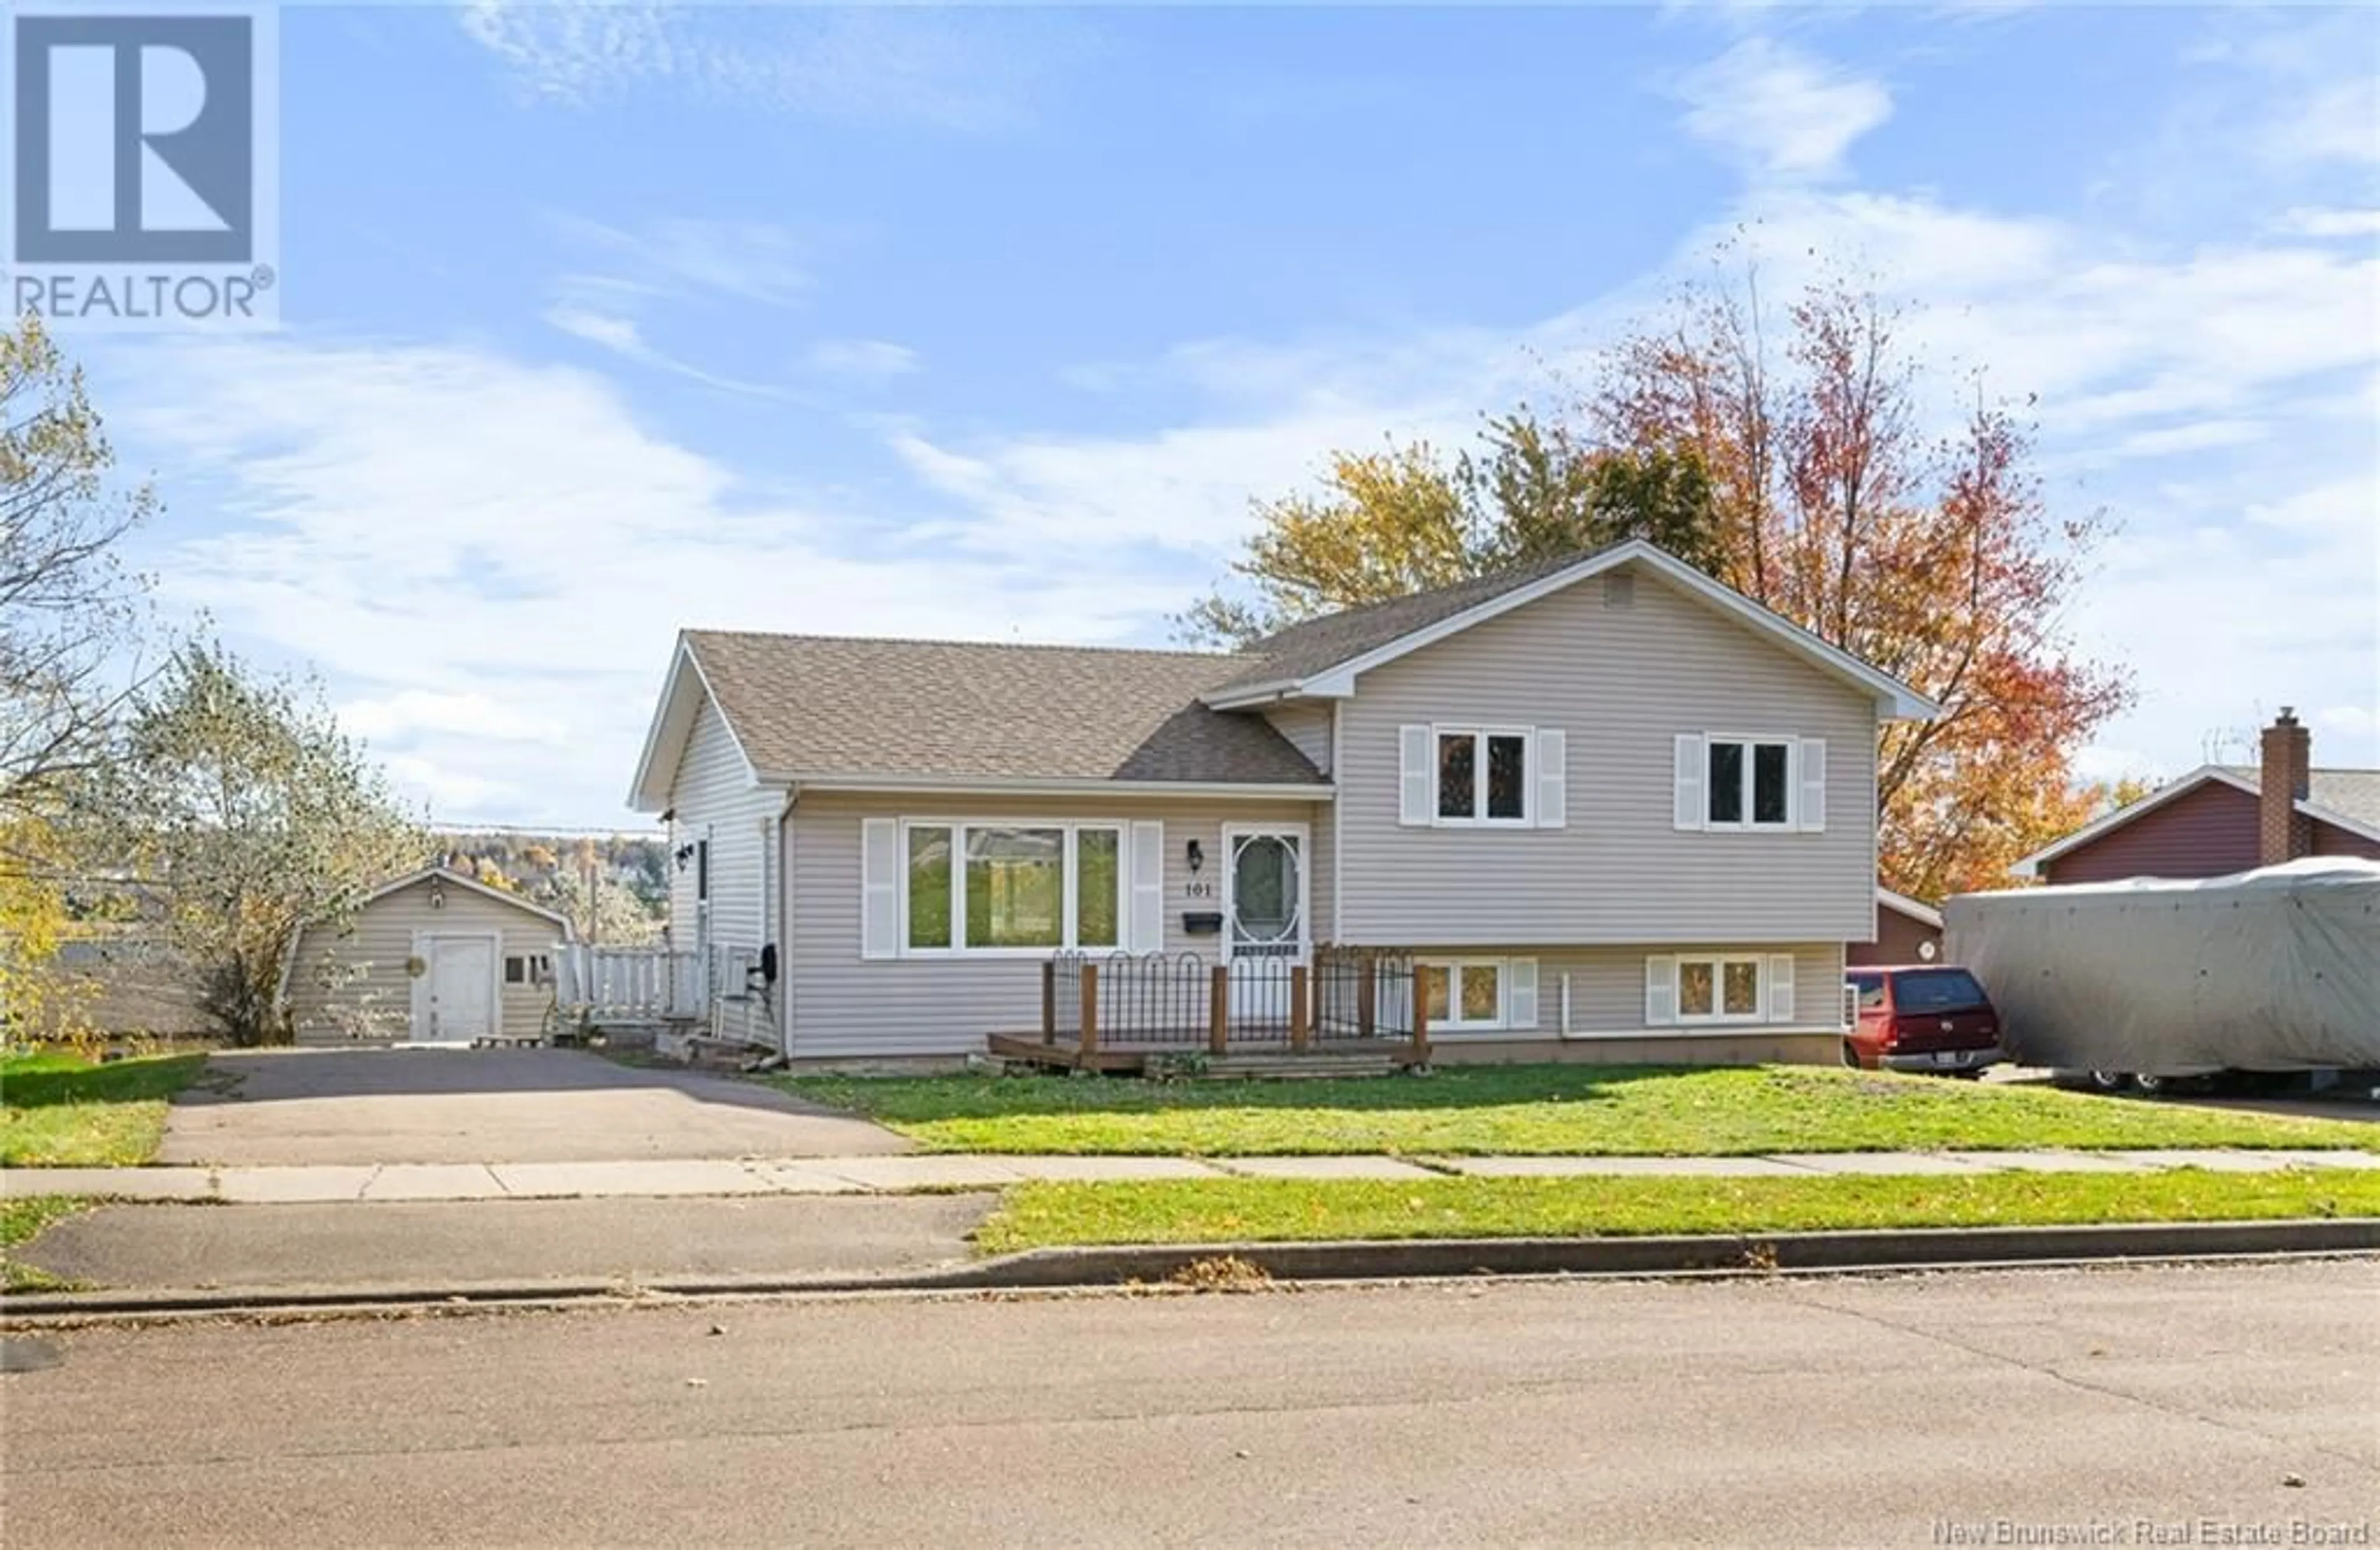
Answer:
[1841,1041,1863,1069]
[2132,1073,2168,1096]
[2088,1070,2131,1093]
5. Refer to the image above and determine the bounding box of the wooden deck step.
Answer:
[1199,1053,1400,1080]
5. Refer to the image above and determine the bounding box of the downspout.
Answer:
[775,786,798,1060]
[1330,701,1345,948]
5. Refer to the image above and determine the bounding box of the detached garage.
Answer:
[284,866,573,1044]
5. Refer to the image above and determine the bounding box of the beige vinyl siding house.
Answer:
[627,540,1935,1066]
[1331,570,1876,945]
[285,868,572,1045]
[661,692,783,1046]
[788,791,1320,1059]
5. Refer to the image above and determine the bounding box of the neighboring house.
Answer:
[284,866,573,1044]
[18,931,211,1040]
[628,540,1936,1065]
[1849,889,1944,967]
[2014,710,2380,886]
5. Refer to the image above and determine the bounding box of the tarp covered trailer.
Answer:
[1943,858,2380,1078]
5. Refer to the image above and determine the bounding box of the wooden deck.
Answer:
[987,1029,1421,1077]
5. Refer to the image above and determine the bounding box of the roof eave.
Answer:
[353,866,576,935]
[1209,542,1939,721]
[626,636,768,812]
[1201,678,1346,710]
[2298,796,2380,847]
[778,772,1336,801]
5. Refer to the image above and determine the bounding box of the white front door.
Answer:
[1222,827,1307,1024]
[421,935,496,1042]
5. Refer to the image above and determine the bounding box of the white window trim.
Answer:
[1417,956,1513,1033]
[1673,953,1769,1024]
[1701,733,1797,832]
[895,817,1127,959]
[1429,725,1535,828]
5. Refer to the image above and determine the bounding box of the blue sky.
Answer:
[90,2,2380,827]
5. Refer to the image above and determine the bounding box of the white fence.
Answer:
[554,945,708,1022]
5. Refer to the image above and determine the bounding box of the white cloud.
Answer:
[2262,79,2380,169]
[891,185,2380,775]
[341,690,567,746]
[111,338,1191,824]
[1672,38,1893,182]
[804,339,921,381]
[549,215,810,307]
[2276,207,2380,239]
[458,4,1067,131]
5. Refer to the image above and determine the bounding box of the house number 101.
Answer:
[1183,880,1215,900]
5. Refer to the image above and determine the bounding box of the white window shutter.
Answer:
[1533,729,1566,829]
[1644,956,1677,1026]
[1507,959,1539,1030]
[1798,738,1827,833]
[1673,734,1706,831]
[1766,954,1797,1023]
[1129,821,1166,952]
[1398,725,1432,826]
[860,818,898,960]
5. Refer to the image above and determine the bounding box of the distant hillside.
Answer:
[433,830,668,944]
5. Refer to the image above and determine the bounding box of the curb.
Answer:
[5,1218,2375,1321]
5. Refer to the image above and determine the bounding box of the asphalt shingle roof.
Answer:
[1217,546,1611,691]
[2221,765,2380,830]
[683,632,1325,786]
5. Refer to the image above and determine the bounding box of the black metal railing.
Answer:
[1038,945,1427,1057]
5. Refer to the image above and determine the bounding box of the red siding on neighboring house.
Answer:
[1848,905,1942,966]
[2041,780,2262,885]
[2312,817,2380,861]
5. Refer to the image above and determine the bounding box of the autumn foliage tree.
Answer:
[1188,260,2131,899]
[1179,422,1726,645]
[1590,269,2131,897]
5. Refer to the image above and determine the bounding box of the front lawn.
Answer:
[976,1168,2380,1252]
[1,1196,92,1290]
[0,1050,206,1166]
[777,1064,2379,1158]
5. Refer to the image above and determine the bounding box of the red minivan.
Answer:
[1842,967,2004,1075]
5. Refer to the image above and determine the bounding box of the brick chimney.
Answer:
[2259,707,2312,866]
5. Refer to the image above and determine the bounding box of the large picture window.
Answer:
[1706,738,1794,829]
[901,821,1122,954]
[1434,728,1532,824]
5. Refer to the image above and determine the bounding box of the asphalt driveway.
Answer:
[159,1049,911,1166]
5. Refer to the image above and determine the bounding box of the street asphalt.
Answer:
[158,1047,911,1165]
[2,1259,2373,1547]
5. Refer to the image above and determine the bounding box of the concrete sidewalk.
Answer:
[9,1147,2379,1204]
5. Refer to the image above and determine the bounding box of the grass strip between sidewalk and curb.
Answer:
[972,1167,2380,1253]
[2,1196,95,1291]
[779,1064,2379,1158]
[1,1052,208,1166]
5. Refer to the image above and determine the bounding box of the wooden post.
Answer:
[1208,964,1229,1056]
[1357,952,1377,1039]
[1411,964,1431,1067]
[1078,962,1100,1059]
[1289,964,1310,1053]
[1041,959,1057,1044]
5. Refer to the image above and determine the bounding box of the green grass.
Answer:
[0,1050,207,1166]
[976,1168,2380,1252]
[1,1196,92,1290]
[778,1064,2379,1158]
